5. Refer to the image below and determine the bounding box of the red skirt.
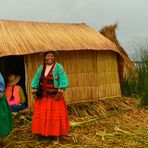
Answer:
[32,95,70,136]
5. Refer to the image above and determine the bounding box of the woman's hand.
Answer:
[31,89,37,100]
[33,94,38,100]
[31,89,37,94]
[55,92,62,100]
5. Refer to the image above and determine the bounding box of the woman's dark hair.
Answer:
[43,51,55,65]
[43,51,55,58]
[40,51,55,82]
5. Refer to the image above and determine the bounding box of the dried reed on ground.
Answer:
[0,97,148,148]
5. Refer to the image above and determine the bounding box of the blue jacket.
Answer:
[0,72,5,92]
[31,63,68,90]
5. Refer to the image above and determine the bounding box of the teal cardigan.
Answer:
[31,63,68,90]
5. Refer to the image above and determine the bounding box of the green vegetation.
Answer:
[121,43,148,105]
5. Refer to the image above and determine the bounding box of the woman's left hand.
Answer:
[55,92,62,100]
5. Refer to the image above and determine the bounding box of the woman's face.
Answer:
[45,52,55,65]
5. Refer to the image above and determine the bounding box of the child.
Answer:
[5,74,27,112]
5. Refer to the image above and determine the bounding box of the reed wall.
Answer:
[25,51,121,108]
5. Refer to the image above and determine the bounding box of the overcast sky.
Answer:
[0,0,148,57]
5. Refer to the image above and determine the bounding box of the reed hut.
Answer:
[0,19,124,108]
[99,24,137,77]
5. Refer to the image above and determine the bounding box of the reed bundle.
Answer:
[99,24,138,76]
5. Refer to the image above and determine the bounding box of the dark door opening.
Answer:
[0,55,28,107]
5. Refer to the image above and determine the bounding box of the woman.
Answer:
[31,51,70,143]
[5,74,27,112]
[0,72,13,137]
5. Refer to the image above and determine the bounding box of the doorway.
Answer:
[0,55,27,106]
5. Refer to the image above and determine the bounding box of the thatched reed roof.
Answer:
[0,19,120,57]
[99,24,137,74]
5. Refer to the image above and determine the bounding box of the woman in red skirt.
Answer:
[31,51,69,143]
